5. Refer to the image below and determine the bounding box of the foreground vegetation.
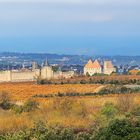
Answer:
[1,118,140,140]
[1,78,140,140]
[1,90,140,139]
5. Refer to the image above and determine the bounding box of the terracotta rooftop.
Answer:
[92,59,101,68]
[85,59,101,69]
[85,59,94,68]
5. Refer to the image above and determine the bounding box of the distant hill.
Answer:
[0,52,140,66]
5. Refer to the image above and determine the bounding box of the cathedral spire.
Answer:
[44,59,49,66]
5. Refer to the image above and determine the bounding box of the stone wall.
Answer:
[0,71,11,82]
[41,66,54,79]
[11,71,37,82]
[0,69,40,82]
[0,66,75,82]
[53,71,75,79]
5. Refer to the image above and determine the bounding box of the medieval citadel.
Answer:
[0,58,116,82]
[0,60,74,82]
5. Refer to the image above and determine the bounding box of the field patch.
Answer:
[0,82,102,101]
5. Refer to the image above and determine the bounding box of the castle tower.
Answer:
[32,61,38,70]
[104,61,116,75]
[41,59,54,79]
[44,59,49,66]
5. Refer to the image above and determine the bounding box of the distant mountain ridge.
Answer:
[0,52,140,66]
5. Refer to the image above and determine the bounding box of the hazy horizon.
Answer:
[1,51,140,57]
[0,0,140,55]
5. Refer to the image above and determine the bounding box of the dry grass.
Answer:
[1,82,140,132]
[1,93,140,132]
[0,111,33,133]
[36,94,140,128]
[0,82,101,101]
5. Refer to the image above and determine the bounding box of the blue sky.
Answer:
[0,0,140,55]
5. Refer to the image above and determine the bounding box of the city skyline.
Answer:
[0,0,140,55]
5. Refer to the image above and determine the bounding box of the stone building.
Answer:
[84,59,116,76]
[103,61,116,75]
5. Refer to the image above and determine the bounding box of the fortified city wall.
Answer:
[0,65,75,82]
[0,71,11,82]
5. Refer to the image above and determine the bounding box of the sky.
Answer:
[0,0,140,55]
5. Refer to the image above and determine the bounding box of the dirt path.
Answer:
[94,85,106,93]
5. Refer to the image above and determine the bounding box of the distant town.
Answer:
[0,52,140,79]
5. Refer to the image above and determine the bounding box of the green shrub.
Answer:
[93,119,140,140]
[131,106,140,118]
[12,105,23,114]
[75,132,91,140]
[0,92,12,110]
[101,103,118,120]
[23,99,39,112]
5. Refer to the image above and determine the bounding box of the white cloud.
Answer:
[0,0,139,38]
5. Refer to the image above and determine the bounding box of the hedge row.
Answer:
[33,86,140,99]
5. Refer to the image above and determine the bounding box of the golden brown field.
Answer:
[1,93,140,132]
[1,81,140,132]
[0,82,102,101]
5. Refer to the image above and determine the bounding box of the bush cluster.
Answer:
[1,118,140,140]
[98,85,140,94]
[0,93,39,114]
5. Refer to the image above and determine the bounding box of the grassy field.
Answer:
[1,81,140,133]
[1,93,140,132]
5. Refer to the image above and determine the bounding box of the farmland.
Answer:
[0,82,102,101]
